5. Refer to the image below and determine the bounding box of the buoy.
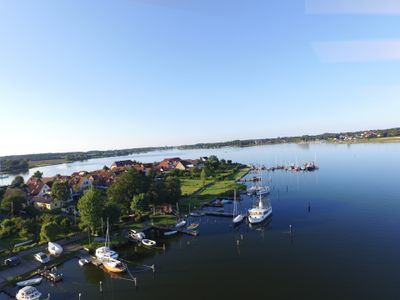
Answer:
[99,281,102,292]
[236,240,240,246]
[240,234,244,240]
[78,293,82,300]
[289,225,292,234]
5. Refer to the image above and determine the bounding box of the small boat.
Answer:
[189,212,205,217]
[232,190,244,225]
[16,277,43,287]
[164,230,178,236]
[78,258,90,266]
[221,200,232,204]
[233,214,245,224]
[142,239,156,247]
[48,242,63,256]
[175,220,186,228]
[256,185,271,196]
[16,286,42,300]
[128,229,146,241]
[102,258,126,273]
[187,223,199,230]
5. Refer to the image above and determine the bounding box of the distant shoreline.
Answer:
[13,136,400,172]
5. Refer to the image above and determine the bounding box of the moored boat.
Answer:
[175,220,186,228]
[78,258,90,266]
[102,258,126,273]
[96,219,118,261]
[128,229,146,241]
[189,211,205,217]
[48,242,63,256]
[248,195,272,224]
[187,223,199,230]
[142,239,157,247]
[16,286,42,300]
[164,230,178,236]
[16,277,43,287]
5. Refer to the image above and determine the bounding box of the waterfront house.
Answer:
[111,160,134,170]
[157,157,182,172]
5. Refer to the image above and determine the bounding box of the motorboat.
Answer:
[175,220,186,228]
[48,242,63,256]
[248,195,272,224]
[78,258,90,266]
[16,286,42,300]
[34,253,49,264]
[128,229,146,241]
[102,258,126,273]
[142,239,156,247]
[16,277,43,287]
[247,185,257,196]
[187,223,199,230]
[189,212,205,217]
[256,185,271,196]
[164,230,178,236]
[233,214,245,224]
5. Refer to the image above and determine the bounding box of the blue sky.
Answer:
[1,0,399,156]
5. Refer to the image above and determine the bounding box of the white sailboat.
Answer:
[96,219,118,261]
[48,242,63,256]
[248,195,272,224]
[232,190,244,224]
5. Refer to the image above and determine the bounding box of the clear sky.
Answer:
[1,0,399,156]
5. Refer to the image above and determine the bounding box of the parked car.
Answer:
[34,252,49,264]
[4,256,21,267]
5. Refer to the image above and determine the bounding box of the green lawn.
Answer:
[180,179,211,196]
[149,215,177,227]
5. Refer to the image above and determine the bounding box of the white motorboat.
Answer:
[48,242,63,256]
[96,219,118,261]
[16,286,42,300]
[233,214,245,224]
[78,258,90,266]
[256,185,271,196]
[175,220,186,228]
[164,230,178,236]
[248,195,272,224]
[141,239,156,247]
[16,277,43,287]
[128,229,145,241]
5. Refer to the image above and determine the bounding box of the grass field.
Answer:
[180,178,212,196]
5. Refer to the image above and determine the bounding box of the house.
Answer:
[74,176,93,192]
[110,160,134,170]
[157,157,182,172]
[175,160,195,171]
[89,170,116,188]
[32,195,62,211]
[26,177,51,197]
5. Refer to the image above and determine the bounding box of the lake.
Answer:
[3,143,400,299]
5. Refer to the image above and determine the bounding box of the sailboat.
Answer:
[96,219,118,261]
[232,190,244,224]
[248,195,272,224]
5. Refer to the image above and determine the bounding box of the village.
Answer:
[0,155,249,292]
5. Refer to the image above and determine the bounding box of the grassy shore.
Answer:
[181,167,250,210]
[28,159,67,168]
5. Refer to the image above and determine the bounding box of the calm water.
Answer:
[4,143,400,299]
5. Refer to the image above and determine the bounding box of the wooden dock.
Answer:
[204,211,234,218]
[151,225,199,236]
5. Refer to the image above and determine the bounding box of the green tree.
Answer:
[11,176,25,188]
[77,188,104,234]
[40,222,61,242]
[164,177,181,204]
[107,169,150,213]
[33,171,43,179]
[200,168,207,186]
[130,193,148,213]
[51,180,71,203]
[0,195,25,215]
[103,202,121,225]
[147,181,166,206]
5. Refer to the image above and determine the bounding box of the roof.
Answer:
[112,160,134,168]
[27,178,46,196]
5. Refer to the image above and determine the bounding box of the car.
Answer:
[34,252,50,264]
[4,256,21,267]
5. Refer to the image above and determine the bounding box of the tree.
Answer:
[164,177,181,204]
[40,222,61,242]
[103,202,121,225]
[33,171,43,179]
[130,193,148,213]
[107,169,150,213]
[77,188,104,234]
[207,155,220,171]
[147,181,166,206]
[51,180,71,203]
[11,176,24,188]
[0,195,25,215]
[200,168,207,186]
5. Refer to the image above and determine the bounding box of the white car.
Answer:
[34,252,49,264]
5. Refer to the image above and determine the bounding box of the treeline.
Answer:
[0,159,29,173]
[178,127,400,150]
[0,146,173,164]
